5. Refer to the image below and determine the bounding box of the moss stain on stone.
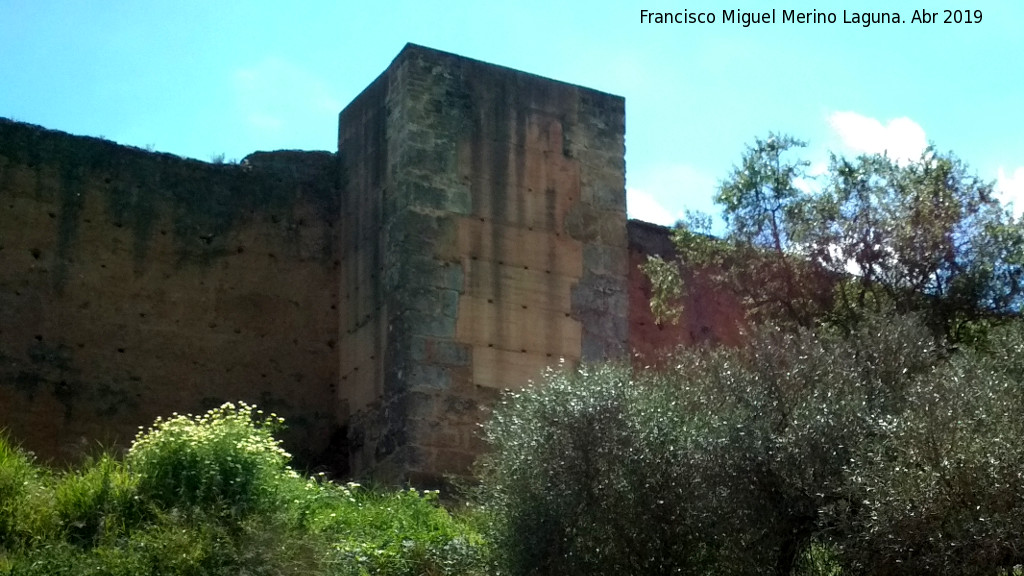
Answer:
[54,162,86,292]
[0,118,342,277]
[106,181,158,273]
[93,383,138,417]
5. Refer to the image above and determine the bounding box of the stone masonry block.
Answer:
[408,364,451,392]
[456,218,584,276]
[564,204,629,248]
[456,295,582,357]
[581,243,629,277]
[410,337,472,367]
[464,259,575,315]
[403,309,458,339]
[398,181,467,214]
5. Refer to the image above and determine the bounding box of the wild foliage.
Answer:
[0,403,487,576]
[830,322,1024,575]
[477,314,1024,575]
[476,363,714,575]
[126,401,291,517]
[643,134,1024,342]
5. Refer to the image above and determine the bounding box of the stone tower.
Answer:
[337,44,629,483]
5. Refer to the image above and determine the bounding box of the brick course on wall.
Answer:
[0,44,739,484]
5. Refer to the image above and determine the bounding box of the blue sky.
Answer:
[2,0,1022,225]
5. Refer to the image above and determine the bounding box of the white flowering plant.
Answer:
[126,401,294,517]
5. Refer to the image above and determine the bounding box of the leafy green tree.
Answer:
[644,134,1024,341]
[693,314,943,575]
[646,135,833,329]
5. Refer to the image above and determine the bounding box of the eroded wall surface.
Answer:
[0,119,341,466]
[626,220,744,361]
[338,45,628,484]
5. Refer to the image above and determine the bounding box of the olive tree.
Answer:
[644,134,1024,342]
[477,315,954,575]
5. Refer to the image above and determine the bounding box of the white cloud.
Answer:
[808,161,829,177]
[997,166,1024,216]
[828,112,928,164]
[792,176,816,194]
[627,188,677,226]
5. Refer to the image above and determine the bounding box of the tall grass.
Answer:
[0,404,487,576]
[0,435,38,548]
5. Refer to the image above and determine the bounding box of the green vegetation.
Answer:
[477,315,1024,575]
[0,402,487,576]
[643,134,1024,343]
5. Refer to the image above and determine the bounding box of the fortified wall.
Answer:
[0,44,740,483]
[0,121,343,467]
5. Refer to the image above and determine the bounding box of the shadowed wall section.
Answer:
[0,119,341,466]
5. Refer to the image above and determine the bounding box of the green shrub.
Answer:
[793,543,843,576]
[478,363,718,576]
[729,314,942,574]
[832,328,1024,574]
[126,401,293,517]
[476,314,951,576]
[0,437,55,551]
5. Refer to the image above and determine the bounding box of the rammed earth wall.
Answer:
[0,44,737,484]
[0,119,342,467]
[626,220,744,361]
